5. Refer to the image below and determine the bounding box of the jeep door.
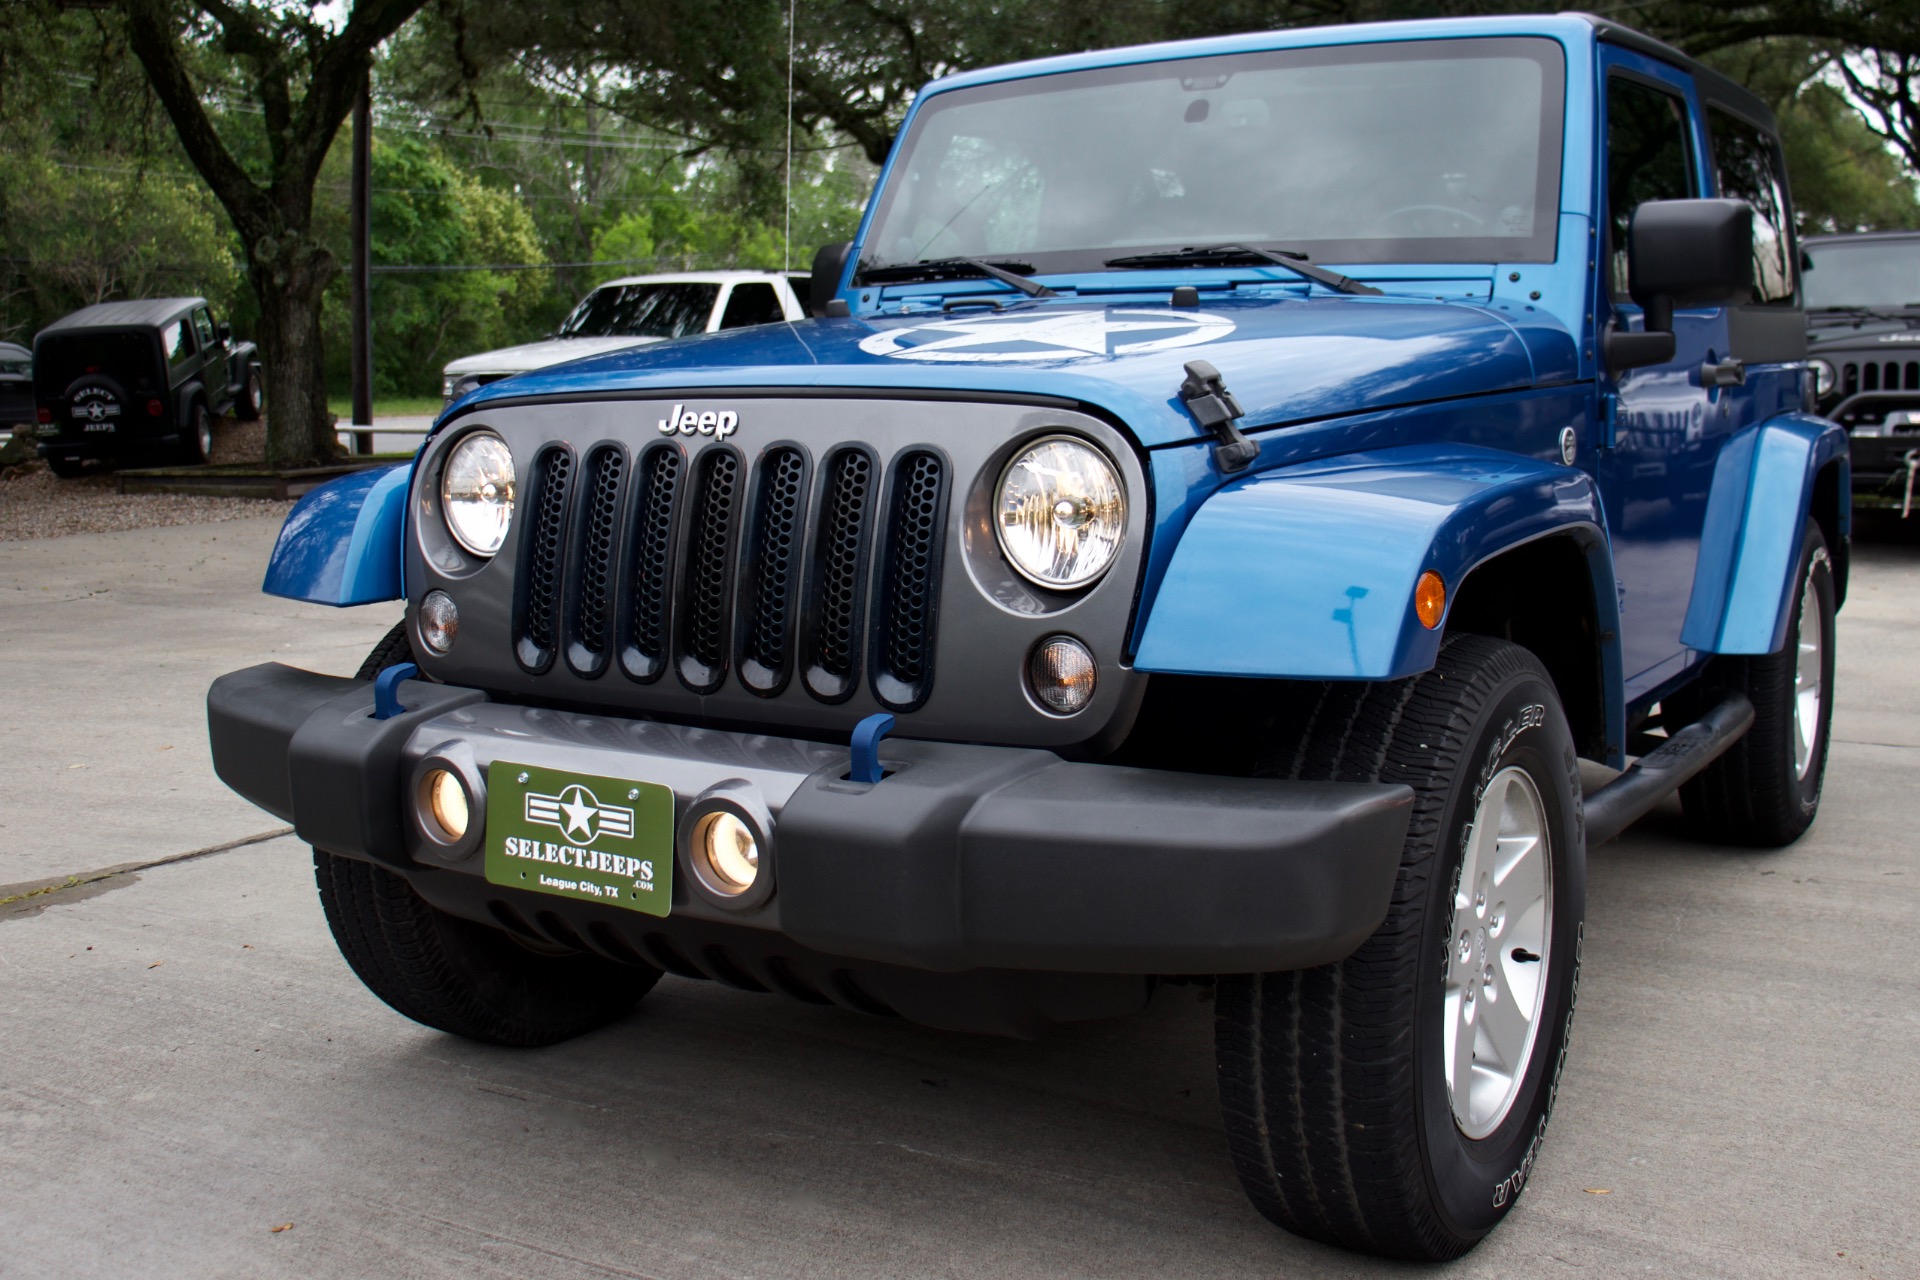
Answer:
[190,305,235,412]
[1594,51,1733,702]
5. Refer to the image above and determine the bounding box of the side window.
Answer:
[1709,106,1795,305]
[191,308,217,349]
[719,283,785,329]
[161,318,194,366]
[1606,76,1695,299]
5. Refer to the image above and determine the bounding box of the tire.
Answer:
[1671,522,1836,847]
[1216,635,1586,1261]
[236,367,264,422]
[180,400,212,465]
[313,622,662,1045]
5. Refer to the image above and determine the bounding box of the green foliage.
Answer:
[321,133,549,396]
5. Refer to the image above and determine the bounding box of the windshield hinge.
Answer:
[1179,360,1258,473]
[1597,392,1622,451]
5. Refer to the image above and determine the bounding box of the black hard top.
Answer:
[1577,13,1779,134]
[38,297,205,337]
[1803,229,1920,246]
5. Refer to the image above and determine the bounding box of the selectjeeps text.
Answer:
[210,15,1846,1261]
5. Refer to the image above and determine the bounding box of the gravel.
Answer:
[0,416,293,542]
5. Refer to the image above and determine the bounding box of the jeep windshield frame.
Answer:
[1803,237,1920,312]
[860,35,1567,279]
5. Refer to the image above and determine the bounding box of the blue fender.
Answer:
[1682,414,1849,656]
[262,463,411,606]
[1133,444,1619,684]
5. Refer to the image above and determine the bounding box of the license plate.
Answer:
[484,761,674,916]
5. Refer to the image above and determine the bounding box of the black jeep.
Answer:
[1804,230,1920,508]
[31,296,263,475]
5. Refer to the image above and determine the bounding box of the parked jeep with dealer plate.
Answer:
[32,296,262,475]
[1802,230,1920,510]
[209,15,1845,1262]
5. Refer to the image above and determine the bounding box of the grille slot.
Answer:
[513,446,574,672]
[738,447,809,695]
[676,448,742,692]
[802,449,875,702]
[872,451,947,711]
[562,445,626,676]
[618,445,683,682]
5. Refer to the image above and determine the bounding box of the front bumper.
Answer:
[208,663,1411,979]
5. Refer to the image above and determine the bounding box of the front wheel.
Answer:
[314,622,661,1045]
[236,367,264,421]
[1216,636,1585,1260]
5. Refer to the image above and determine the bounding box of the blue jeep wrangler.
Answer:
[209,14,1846,1261]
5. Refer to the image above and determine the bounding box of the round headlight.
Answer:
[441,431,515,556]
[995,437,1125,589]
[1810,358,1836,398]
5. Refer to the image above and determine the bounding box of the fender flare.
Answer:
[262,463,411,606]
[174,380,206,427]
[1133,444,1622,687]
[1681,413,1849,656]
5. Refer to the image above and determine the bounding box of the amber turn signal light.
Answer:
[1415,571,1446,629]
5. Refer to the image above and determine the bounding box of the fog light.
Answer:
[695,811,759,894]
[421,768,470,840]
[420,590,459,654]
[1028,636,1097,715]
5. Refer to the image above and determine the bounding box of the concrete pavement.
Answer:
[0,518,1915,1278]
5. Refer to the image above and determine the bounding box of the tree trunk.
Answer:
[248,233,340,468]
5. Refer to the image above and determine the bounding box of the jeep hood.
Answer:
[457,297,1569,448]
[442,334,666,379]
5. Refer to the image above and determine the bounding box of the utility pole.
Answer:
[349,73,373,456]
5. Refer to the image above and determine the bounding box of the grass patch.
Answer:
[328,396,444,421]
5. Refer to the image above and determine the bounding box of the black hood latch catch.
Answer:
[1179,360,1258,473]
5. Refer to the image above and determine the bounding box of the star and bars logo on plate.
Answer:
[524,783,635,847]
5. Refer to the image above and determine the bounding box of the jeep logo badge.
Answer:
[658,404,739,438]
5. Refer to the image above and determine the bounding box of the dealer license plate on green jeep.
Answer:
[484,761,674,917]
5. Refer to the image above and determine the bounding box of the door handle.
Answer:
[1701,358,1746,388]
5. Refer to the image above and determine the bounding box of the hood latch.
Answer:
[1179,360,1258,473]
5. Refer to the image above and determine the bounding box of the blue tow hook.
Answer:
[849,713,896,784]
[372,662,419,720]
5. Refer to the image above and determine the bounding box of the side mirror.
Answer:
[1605,199,1753,373]
[809,241,854,318]
[217,321,232,343]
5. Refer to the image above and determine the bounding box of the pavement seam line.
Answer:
[0,826,294,908]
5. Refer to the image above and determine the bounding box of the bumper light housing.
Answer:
[420,590,459,654]
[1028,635,1097,714]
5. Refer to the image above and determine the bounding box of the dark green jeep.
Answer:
[32,296,263,475]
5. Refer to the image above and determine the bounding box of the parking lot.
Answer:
[1,512,1915,1280]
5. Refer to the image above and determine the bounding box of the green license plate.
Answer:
[484,761,674,916]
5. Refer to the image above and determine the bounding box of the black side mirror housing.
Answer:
[1606,199,1753,373]
[810,241,854,318]
[217,321,233,343]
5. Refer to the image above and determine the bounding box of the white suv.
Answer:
[441,271,807,403]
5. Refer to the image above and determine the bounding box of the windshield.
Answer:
[1803,239,1920,311]
[557,282,720,339]
[863,36,1565,277]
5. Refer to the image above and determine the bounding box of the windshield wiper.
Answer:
[1103,244,1382,296]
[857,256,1056,297]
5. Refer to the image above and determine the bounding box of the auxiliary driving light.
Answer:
[421,768,471,841]
[694,811,760,895]
[1028,635,1097,715]
[420,589,459,654]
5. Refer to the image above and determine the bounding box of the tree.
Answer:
[119,0,428,466]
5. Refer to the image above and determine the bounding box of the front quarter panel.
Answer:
[263,464,411,606]
[1133,444,1615,681]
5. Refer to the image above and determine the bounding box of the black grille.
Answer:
[509,437,940,707]
[739,447,807,693]
[677,448,742,690]
[513,447,574,672]
[620,446,683,682]
[563,446,625,674]
[873,451,947,710]
[804,449,874,701]
[1842,359,1920,397]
